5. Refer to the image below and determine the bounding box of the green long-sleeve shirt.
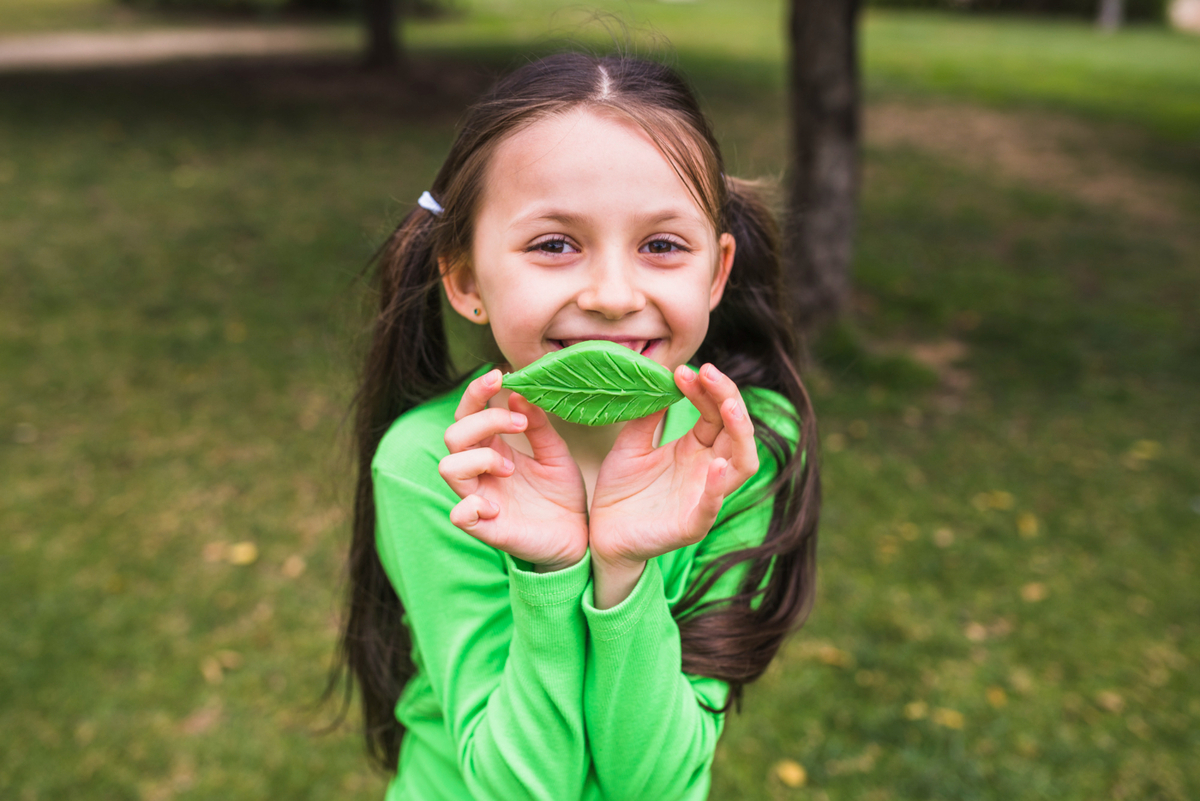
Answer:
[372,368,797,800]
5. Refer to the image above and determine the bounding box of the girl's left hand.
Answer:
[587,364,759,598]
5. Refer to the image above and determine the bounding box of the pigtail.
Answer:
[334,204,460,770]
[679,176,821,707]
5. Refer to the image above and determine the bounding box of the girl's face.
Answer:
[442,107,735,373]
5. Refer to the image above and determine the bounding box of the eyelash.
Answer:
[524,236,691,256]
[526,237,577,255]
[641,237,689,255]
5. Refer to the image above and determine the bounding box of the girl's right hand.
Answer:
[439,369,589,572]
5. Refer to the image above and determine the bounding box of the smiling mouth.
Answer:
[552,338,660,355]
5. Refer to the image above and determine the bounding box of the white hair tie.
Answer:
[417,191,443,215]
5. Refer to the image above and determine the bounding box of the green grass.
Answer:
[2,3,1198,800]
[863,11,1200,142]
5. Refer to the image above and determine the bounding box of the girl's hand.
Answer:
[439,369,589,572]
[587,364,759,606]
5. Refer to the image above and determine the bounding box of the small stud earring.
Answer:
[473,309,481,316]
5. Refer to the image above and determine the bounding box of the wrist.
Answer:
[534,557,581,573]
[534,541,590,573]
[591,550,645,575]
[590,553,646,610]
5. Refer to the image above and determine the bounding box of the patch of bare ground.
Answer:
[866,100,1188,227]
[0,53,500,122]
[0,27,352,72]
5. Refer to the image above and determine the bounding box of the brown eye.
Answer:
[641,238,683,255]
[530,238,578,255]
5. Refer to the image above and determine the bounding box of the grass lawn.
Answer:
[1,2,1197,799]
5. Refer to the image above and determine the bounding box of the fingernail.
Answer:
[502,458,514,472]
[730,401,744,421]
[487,499,499,512]
[719,460,729,477]
[702,364,716,379]
[679,366,697,382]
[511,412,527,427]
[483,371,499,388]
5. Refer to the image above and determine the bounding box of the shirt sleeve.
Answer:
[580,390,797,801]
[373,448,591,800]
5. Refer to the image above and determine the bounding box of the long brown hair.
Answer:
[333,51,820,771]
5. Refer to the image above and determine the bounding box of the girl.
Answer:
[336,52,820,800]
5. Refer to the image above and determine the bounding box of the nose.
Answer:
[576,250,645,319]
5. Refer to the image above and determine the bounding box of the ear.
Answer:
[439,256,489,325]
[709,233,736,311]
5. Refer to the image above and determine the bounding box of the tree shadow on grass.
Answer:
[0,38,789,127]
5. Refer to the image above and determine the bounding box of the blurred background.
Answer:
[2,0,1197,798]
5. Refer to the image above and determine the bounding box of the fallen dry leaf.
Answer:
[816,645,854,668]
[965,622,988,642]
[282,554,306,578]
[773,759,807,788]
[1129,440,1162,461]
[933,707,965,729]
[200,657,223,685]
[1017,512,1040,539]
[215,650,243,670]
[202,541,227,563]
[226,542,258,565]
[1096,690,1125,713]
[1021,582,1048,602]
[180,705,222,736]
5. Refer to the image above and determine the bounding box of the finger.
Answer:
[683,458,728,544]
[453,369,505,422]
[719,395,759,484]
[611,407,668,455]
[444,407,527,453]
[676,364,725,447]
[507,394,574,466]
[449,494,504,545]
[438,448,515,498]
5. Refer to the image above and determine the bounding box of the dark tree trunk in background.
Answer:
[1097,0,1125,29]
[363,0,402,70]
[785,0,862,334]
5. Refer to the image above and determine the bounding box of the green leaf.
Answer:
[502,340,684,426]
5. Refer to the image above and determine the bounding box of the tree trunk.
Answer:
[1097,0,1125,30]
[363,0,403,70]
[784,0,862,334]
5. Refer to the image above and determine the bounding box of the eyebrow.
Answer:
[514,208,703,228]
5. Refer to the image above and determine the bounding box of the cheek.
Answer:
[660,288,713,341]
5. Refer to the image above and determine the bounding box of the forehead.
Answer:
[478,107,713,229]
